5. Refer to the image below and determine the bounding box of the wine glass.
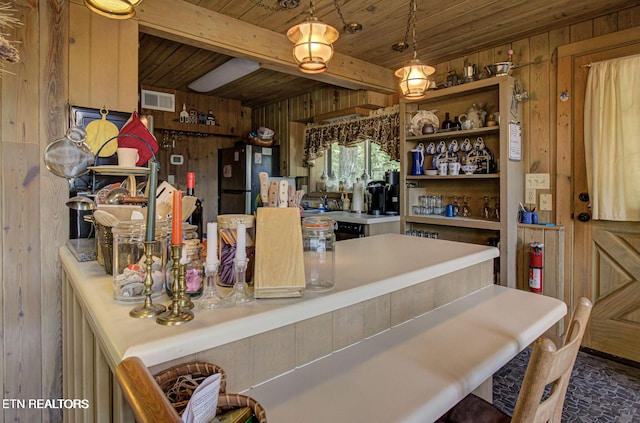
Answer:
[461,196,472,217]
[482,196,492,220]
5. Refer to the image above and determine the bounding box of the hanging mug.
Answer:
[461,138,472,152]
[411,143,425,175]
[448,139,459,153]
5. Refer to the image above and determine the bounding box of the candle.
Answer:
[206,222,218,266]
[172,190,182,245]
[145,160,159,242]
[235,223,246,261]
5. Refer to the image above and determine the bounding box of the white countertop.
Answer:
[60,234,497,369]
[301,210,401,224]
[246,286,566,422]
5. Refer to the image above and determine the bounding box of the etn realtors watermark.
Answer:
[3,398,89,409]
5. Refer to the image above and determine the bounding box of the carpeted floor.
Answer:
[493,348,640,422]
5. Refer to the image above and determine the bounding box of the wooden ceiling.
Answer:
[138,0,635,109]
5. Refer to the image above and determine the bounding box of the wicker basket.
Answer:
[217,393,268,423]
[154,362,227,415]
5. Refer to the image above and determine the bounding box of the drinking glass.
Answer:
[461,196,472,217]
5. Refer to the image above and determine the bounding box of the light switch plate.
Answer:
[540,194,552,211]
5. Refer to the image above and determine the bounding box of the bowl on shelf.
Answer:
[461,164,477,175]
[425,169,438,176]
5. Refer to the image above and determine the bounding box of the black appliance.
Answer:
[385,171,400,215]
[68,105,133,239]
[367,181,387,216]
[334,221,366,241]
[218,144,281,215]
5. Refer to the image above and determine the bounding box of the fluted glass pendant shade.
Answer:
[395,58,435,100]
[287,17,339,74]
[85,0,142,19]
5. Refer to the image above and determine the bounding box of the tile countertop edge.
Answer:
[60,235,499,368]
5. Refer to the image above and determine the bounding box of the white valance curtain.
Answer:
[584,54,640,221]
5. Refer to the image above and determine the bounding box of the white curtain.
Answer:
[584,54,640,221]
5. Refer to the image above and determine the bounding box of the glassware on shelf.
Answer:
[451,195,461,216]
[482,196,492,220]
[461,196,472,217]
[492,196,500,220]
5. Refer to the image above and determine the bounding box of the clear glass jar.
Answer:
[165,239,204,298]
[111,220,169,303]
[217,214,255,286]
[302,216,336,291]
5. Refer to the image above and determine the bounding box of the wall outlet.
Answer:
[525,188,536,204]
[540,193,552,211]
[168,175,175,185]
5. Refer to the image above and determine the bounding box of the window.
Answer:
[327,140,399,188]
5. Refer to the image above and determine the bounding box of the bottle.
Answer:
[453,116,462,130]
[186,172,204,241]
[343,194,351,211]
[441,112,453,130]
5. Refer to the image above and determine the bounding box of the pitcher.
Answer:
[411,143,425,175]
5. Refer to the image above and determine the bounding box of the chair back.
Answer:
[116,356,182,423]
[511,297,593,423]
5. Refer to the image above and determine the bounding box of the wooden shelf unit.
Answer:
[400,76,524,287]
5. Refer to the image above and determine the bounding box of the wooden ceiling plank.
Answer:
[137,0,398,93]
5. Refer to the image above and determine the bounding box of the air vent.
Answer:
[140,89,175,112]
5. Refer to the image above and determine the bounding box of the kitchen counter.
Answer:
[60,234,563,422]
[301,210,400,224]
[61,234,494,370]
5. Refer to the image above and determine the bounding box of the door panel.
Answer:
[564,34,640,361]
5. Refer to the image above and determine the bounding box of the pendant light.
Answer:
[395,0,434,100]
[84,0,142,19]
[287,0,339,74]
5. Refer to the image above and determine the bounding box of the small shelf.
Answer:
[406,173,500,180]
[406,126,499,142]
[405,215,500,230]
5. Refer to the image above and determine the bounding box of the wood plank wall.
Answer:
[0,3,638,423]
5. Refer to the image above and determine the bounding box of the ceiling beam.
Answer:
[136,0,398,94]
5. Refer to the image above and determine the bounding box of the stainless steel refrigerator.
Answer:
[218,144,281,215]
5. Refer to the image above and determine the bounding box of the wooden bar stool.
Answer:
[436,297,593,423]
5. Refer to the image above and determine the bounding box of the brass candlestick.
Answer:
[157,244,193,326]
[130,241,166,318]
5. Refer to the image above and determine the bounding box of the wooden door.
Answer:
[557,28,640,362]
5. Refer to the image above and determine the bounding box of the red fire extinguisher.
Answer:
[528,242,543,294]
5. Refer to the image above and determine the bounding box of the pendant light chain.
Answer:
[411,0,418,60]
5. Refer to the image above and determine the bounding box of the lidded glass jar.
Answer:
[217,214,255,286]
[165,223,204,297]
[111,220,169,303]
[165,241,204,298]
[302,216,336,291]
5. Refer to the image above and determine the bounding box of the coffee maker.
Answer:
[367,181,386,216]
[385,171,400,215]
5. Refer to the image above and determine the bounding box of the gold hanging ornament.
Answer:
[395,0,434,99]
